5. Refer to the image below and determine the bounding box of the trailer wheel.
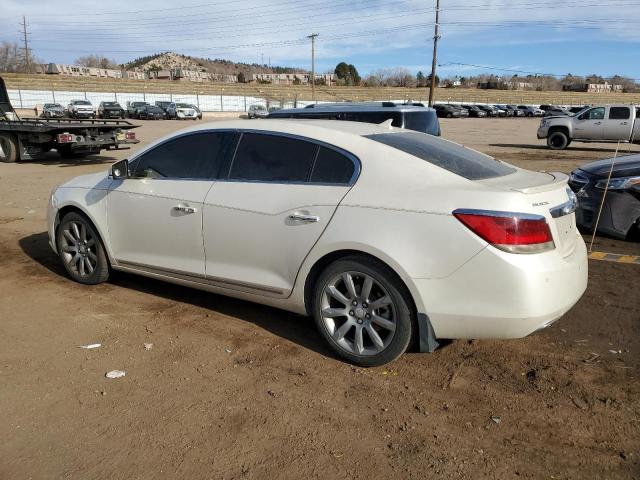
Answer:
[0,134,19,163]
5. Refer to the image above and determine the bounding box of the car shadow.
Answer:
[488,143,638,153]
[18,231,338,360]
[18,151,117,167]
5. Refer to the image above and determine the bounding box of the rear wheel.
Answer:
[312,256,413,366]
[547,131,569,150]
[0,134,19,163]
[56,212,110,285]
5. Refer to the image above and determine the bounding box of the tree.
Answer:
[0,41,40,73]
[75,54,119,69]
[416,71,426,87]
[237,71,246,83]
[334,62,360,86]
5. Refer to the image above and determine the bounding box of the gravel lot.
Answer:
[1,117,639,479]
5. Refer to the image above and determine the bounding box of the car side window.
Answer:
[310,147,355,184]
[228,133,317,183]
[132,132,239,180]
[609,107,630,120]
[581,107,605,120]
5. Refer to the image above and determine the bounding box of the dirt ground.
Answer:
[1,117,638,480]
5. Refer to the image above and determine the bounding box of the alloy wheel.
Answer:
[320,271,397,356]
[60,220,98,278]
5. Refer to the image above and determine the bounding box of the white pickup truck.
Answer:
[537,104,640,150]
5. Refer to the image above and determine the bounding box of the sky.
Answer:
[1,0,639,80]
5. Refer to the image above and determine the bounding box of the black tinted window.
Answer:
[609,107,630,120]
[310,147,355,184]
[133,132,238,179]
[365,131,515,180]
[403,111,440,136]
[229,133,317,182]
[344,111,402,127]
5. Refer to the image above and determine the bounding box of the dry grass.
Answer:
[3,72,640,105]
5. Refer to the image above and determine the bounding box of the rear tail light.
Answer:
[453,209,555,254]
[125,131,136,140]
[57,133,74,144]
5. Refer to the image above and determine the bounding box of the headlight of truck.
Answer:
[595,176,640,190]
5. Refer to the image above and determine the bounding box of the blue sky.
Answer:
[1,0,639,80]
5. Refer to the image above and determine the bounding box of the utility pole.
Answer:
[20,16,30,74]
[428,0,440,107]
[308,33,318,101]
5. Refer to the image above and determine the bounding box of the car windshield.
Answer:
[569,106,589,117]
[176,103,191,108]
[147,106,163,112]
[103,102,119,107]
[253,105,266,110]
[365,131,516,180]
[44,104,61,108]
[74,101,91,105]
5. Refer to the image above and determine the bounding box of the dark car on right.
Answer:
[460,105,486,118]
[137,105,166,120]
[433,104,461,118]
[569,154,640,240]
[126,101,149,119]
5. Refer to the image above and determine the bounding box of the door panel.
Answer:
[603,106,633,141]
[203,182,349,295]
[108,179,212,275]
[574,107,605,140]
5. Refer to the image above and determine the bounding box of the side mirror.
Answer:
[111,159,130,179]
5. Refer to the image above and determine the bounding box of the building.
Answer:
[562,82,623,93]
[251,73,335,85]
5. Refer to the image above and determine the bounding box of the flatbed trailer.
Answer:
[0,77,139,162]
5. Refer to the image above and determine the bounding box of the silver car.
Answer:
[247,104,268,119]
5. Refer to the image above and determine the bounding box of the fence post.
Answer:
[52,88,56,104]
[220,93,223,112]
[244,95,247,111]
[84,91,87,100]
[196,93,199,109]
[18,89,23,109]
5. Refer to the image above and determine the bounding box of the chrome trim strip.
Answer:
[116,260,285,296]
[549,189,578,218]
[452,208,546,221]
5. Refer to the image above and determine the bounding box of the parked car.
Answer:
[495,105,514,117]
[191,104,203,120]
[460,105,487,118]
[517,105,544,117]
[544,106,571,117]
[434,104,461,118]
[98,101,125,119]
[450,105,469,118]
[475,105,500,117]
[248,104,268,118]
[504,105,525,117]
[126,101,149,119]
[166,102,199,120]
[268,105,283,113]
[537,105,640,149]
[269,102,441,136]
[47,119,587,366]
[137,105,166,120]
[67,100,95,119]
[155,101,173,114]
[569,154,640,240]
[40,103,65,119]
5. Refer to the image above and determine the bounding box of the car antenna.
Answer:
[379,119,394,129]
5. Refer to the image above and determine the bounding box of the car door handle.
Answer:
[288,213,319,223]
[621,121,628,125]
[594,122,601,125]
[173,205,197,214]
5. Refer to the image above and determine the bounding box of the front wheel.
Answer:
[547,131,569,150]
[56,212,110,285]
[312,256,413,366]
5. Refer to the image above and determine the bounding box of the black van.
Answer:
[268,102,441,136]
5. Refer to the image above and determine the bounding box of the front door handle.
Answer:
[173,204,197,214]
[594,121,602,125]
[621,121,628,125]
[289,213,319,223]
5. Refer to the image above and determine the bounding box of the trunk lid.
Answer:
[479,169,578,257]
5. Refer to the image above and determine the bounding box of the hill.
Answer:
[122,51,306,78]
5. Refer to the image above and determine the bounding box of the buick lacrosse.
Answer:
[48,120,587,366]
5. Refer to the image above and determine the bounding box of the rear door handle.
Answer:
[621,121,628,125]
[289,213,319,223]
[173,205,197,214]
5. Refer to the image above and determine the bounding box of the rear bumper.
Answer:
[413,236,588,339]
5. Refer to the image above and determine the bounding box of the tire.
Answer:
[547,131,569,150]
[56,212,110,285]
[528,112,534,117]
[0,134,19,163]
[446,113,452,118]
[311,256,414,367]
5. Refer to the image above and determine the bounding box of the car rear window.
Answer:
[365,131,515,180]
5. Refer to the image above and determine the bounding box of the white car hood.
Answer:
[60,171,111,190]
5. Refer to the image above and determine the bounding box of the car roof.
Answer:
[277,103,434,114]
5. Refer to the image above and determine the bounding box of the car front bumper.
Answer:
[413,236,588,339]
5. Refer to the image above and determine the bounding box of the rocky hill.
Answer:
[122,51,306,78]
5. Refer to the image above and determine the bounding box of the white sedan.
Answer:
[47,120,588,366]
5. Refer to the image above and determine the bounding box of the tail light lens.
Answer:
[453,209,555,254]
[57,133,74,143]
[125,131,136,140]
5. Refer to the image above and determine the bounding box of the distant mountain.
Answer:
[121,51,306,78]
